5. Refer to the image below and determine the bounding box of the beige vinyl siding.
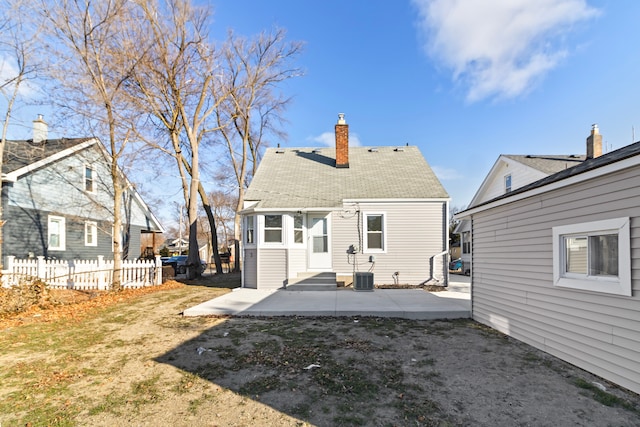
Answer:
[471,165,640,394]
[243,248,257,288]
[287,248,307,279]
[257,248,287,289]
[332,201,447,284]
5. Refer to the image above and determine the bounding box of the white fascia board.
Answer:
[247,206,342,213]
[343,198,450,203]
[467,155,505,208]
[456,155,640,220]
[5,138,98,181]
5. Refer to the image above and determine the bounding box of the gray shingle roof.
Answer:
[245,146,448,209]
[472,141,640,209]
[504,154,586,175]
[3,138,92,174]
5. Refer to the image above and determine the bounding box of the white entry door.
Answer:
[308,214,331,270]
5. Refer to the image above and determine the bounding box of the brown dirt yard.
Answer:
[1,273,639,426]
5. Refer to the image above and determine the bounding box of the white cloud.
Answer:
[431,165,463,181]
[308,131,362,147]
[0,55,38,98]
[412,0,599,102]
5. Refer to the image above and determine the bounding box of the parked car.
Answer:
[449,258,462,272]
[161,255,207,275]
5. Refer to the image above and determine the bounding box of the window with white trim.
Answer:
[462,231,471,254]
[85,221,97,246]
[48,215,66,251]
[293,213,304,244]
[264,215,282,243]
[364,213,385,252]
[552,217,630,296]
[245,216,255,244]
[85,166,95,192]
[504,174,512,193]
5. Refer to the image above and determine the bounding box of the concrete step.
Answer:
[286,272,336,291]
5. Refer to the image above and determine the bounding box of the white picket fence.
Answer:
[1,255,163,290]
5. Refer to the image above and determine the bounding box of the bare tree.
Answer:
[0,0,45,269]
[41,0,144,290]
[216,28,303,271]
[125,0,229,277]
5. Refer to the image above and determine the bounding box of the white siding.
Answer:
[471,165,640,394]
[243,248,257,288]
[257,248,287,289]
[287,248,307,279]
[332,201,447,285]
[472,159,547,206]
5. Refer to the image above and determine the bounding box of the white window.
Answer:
[85,166,95,192]
[462,231,471,254]
[552,217,630,296]
[48,215,66,251]
[505,174,512,193]
[85,221,97,246]
[245,216,255,244]
[293,213,304,244]
[264,215,282,243]
[364,213,385,252]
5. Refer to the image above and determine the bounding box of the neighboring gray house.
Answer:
[453,130,590,275]
[1,116,164,262]
[455,127,640,394]
[241,114,450,290]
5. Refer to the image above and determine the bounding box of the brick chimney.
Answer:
[33,114,48,143]
[335,113,349,168]
[586,123,602,159]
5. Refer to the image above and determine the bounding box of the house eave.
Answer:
[6,138,99,181]
[240,206,343,215]
[1,173,16,183]
[455,153,640,220]
[343,197,450,203]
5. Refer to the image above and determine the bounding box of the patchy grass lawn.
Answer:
[1,273,639,426]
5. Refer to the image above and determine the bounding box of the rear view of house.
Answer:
[456,126,640,394]
[241,114,450,290]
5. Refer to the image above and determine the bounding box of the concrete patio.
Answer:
[183,274,470,320]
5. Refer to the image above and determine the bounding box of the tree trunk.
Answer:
[197,183,223,274]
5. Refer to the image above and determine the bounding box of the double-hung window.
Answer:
[85,166,95,192]
[48,215,66,251]
[552,217,630,296]
[264,215,283,243]
[462,231,471,254]
[85,221,98,246]
[364,213,385,252]
[293,213,304,244]
[245,216,255,244]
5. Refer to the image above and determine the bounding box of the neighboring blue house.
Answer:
[241,114,450,290]
[1,116,164,262]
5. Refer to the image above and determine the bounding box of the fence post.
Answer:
[97,255,105,290]
[5,255,14,273]
[3,256,15,287]
[37,256,46,281]
[155,255,162,285]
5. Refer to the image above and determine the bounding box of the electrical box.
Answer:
[353,272,374,291]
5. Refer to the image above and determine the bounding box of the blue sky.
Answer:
[3,0,639,219]
[209,0,640,209]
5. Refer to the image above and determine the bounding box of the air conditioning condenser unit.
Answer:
[353,272,374,291]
